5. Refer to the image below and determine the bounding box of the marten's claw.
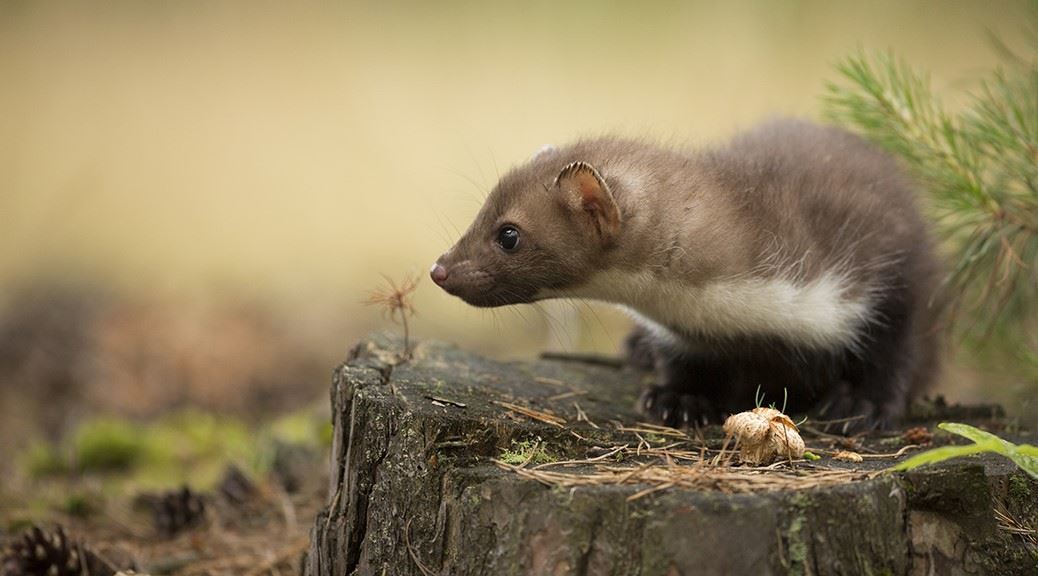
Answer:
[639,385,718,428]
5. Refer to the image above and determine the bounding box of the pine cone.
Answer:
[1,525,115,576]
[135,487,207,537]
[270,442,318,494]
[218,465,259,506]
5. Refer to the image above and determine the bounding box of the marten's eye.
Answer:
[496,225,520,252]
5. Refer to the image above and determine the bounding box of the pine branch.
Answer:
[824,51,1038,345]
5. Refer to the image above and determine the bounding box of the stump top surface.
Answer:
[348,333,1026,481]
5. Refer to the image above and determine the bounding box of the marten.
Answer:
[431,120,941,433]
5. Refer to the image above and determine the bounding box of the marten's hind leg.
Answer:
[815,293,921,433]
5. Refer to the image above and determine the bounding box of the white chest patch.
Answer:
[555,269,873,350]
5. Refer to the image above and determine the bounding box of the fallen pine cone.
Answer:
[134,487,207,538]
[218,464,260,506]
[1,525,116,576]
[723,407,805,465]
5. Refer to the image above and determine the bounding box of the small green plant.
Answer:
[754,385,790,412]
[892,422,1038,478]
[498,437,556,466]
[753,385,808,425]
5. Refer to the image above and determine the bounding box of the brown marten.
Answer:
[431,120,941,432]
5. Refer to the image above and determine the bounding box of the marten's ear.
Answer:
[554,161,622,244]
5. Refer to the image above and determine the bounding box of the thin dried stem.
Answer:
[364,273,420,359]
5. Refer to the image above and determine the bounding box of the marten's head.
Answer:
[431,152,622,307]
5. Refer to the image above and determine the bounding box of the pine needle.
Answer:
[492,400,567,427]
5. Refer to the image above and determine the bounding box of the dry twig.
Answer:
[364,273,420,359]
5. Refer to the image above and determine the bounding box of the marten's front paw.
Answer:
[639,386,718,428]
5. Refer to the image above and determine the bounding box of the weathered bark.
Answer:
[306,334,1038,576]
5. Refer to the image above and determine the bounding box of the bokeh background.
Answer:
[2,0,1036,483]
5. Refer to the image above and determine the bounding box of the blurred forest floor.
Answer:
[0,283,335,573]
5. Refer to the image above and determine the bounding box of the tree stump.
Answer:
[305,334,1037,575]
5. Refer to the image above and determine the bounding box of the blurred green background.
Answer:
[1,0,1034,469]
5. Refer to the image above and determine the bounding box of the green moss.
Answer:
[21,442,68,477]
[14,409,279,490]
[244,409,332,472]
[319,422,335,447]
[784,493,813,576]
[1007,473,1033,503]
[789,492,812,508]
[5,516,36,534]
[156,410,255,463]
[73,419,149,472]
[498,437,556,466]
[132,410,257,488]
[786,514,809,575]
[56,491,100,518]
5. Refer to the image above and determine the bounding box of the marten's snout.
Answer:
[430,254,484,301]
[430,262,449,286]
[431,252,511,306]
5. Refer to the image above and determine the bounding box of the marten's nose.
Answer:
[430,263,449,285]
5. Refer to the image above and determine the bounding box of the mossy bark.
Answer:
[306,335,1038,576]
